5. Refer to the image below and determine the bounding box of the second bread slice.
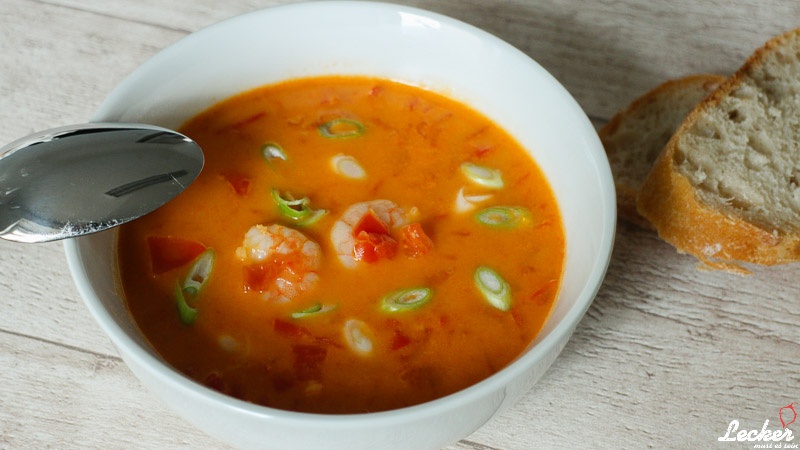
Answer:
[600,75,725,227]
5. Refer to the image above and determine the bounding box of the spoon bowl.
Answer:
[0,123,204,243]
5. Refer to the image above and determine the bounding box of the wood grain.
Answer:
[1,0,799,449]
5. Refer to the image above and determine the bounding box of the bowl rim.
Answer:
[64,0,616,427]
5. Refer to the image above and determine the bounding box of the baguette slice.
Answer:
[600,75,725,228]
[637,28,800,273]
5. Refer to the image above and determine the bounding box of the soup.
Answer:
[117,76,565,414]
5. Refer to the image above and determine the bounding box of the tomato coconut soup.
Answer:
[117,76,565,414]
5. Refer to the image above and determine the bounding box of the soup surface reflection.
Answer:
[118,76,565,413]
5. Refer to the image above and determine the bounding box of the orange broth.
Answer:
[117,76,565,414]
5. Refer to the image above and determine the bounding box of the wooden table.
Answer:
[2,1,799,449]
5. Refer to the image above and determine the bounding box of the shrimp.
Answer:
[235,224,321,302]
[330,200,407,268]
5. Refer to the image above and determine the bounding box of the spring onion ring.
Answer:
[218,335,240,352]
[261,142,287,162]
[475,206,532,229]
[319,118,365,139]
[291,303,337,319]
[474,266,512,311]
[454,187,493,213]
[271,189,328,226]
[380,287,433,312]
[175,281,198,325]
[460,162,504,189]
[182,248,215,296]
[331,154,367,179]
[297,208,328,226]
[344,319,373,356]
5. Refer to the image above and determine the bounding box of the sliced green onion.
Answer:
[298,208,328,226]
[454,187,493,213]
[344,319,373,356]
[331,154,366,180]
[475,206,532,229]
[271,189,328,226]
[380,287,433,313]
[218,335,240,352]
[460,162,504,189]
[182,248,215,296]
[175,281,198,325]
[261,142,287,162]
[175,248,214,325]
[474,266,512,311]
[291,303,337,319]
[272,189,309,219]
[319,118,365,139]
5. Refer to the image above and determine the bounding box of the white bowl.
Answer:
[64,2,615,449]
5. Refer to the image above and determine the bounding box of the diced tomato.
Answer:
[390,330,411,350]
[274,318,312,339]
[351,209,399,263]
[353,231,398,263]
[400,365,438,390]
[204,371,226,393]
[353,209,390,235]
[229,111,266,130]
[529,279,558,304]
[293,345,327,381]
[271,373,294,392]
[401,223,433,258]
[473,146,492,158]
[222,172,251,196]
[146,235,206,275]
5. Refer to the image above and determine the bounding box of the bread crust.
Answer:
[600,74,725,229]
[637,28,800,272]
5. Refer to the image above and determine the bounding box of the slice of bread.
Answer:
[599,75,725,228]
[637,28,800,273]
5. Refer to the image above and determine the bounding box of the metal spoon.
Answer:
[0,123,204,243]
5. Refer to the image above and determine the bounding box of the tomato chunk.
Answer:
[222,172,251,196]
[293,345,327,381]
[401,223,433,258]
[229,111,266,130]
[147,235,206,275]
[351,209,399,263]
[274,319,312,339]
[204,371,226,393]
[353,231,397,262]
[391,330,412,350]
[353,209,390,235]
